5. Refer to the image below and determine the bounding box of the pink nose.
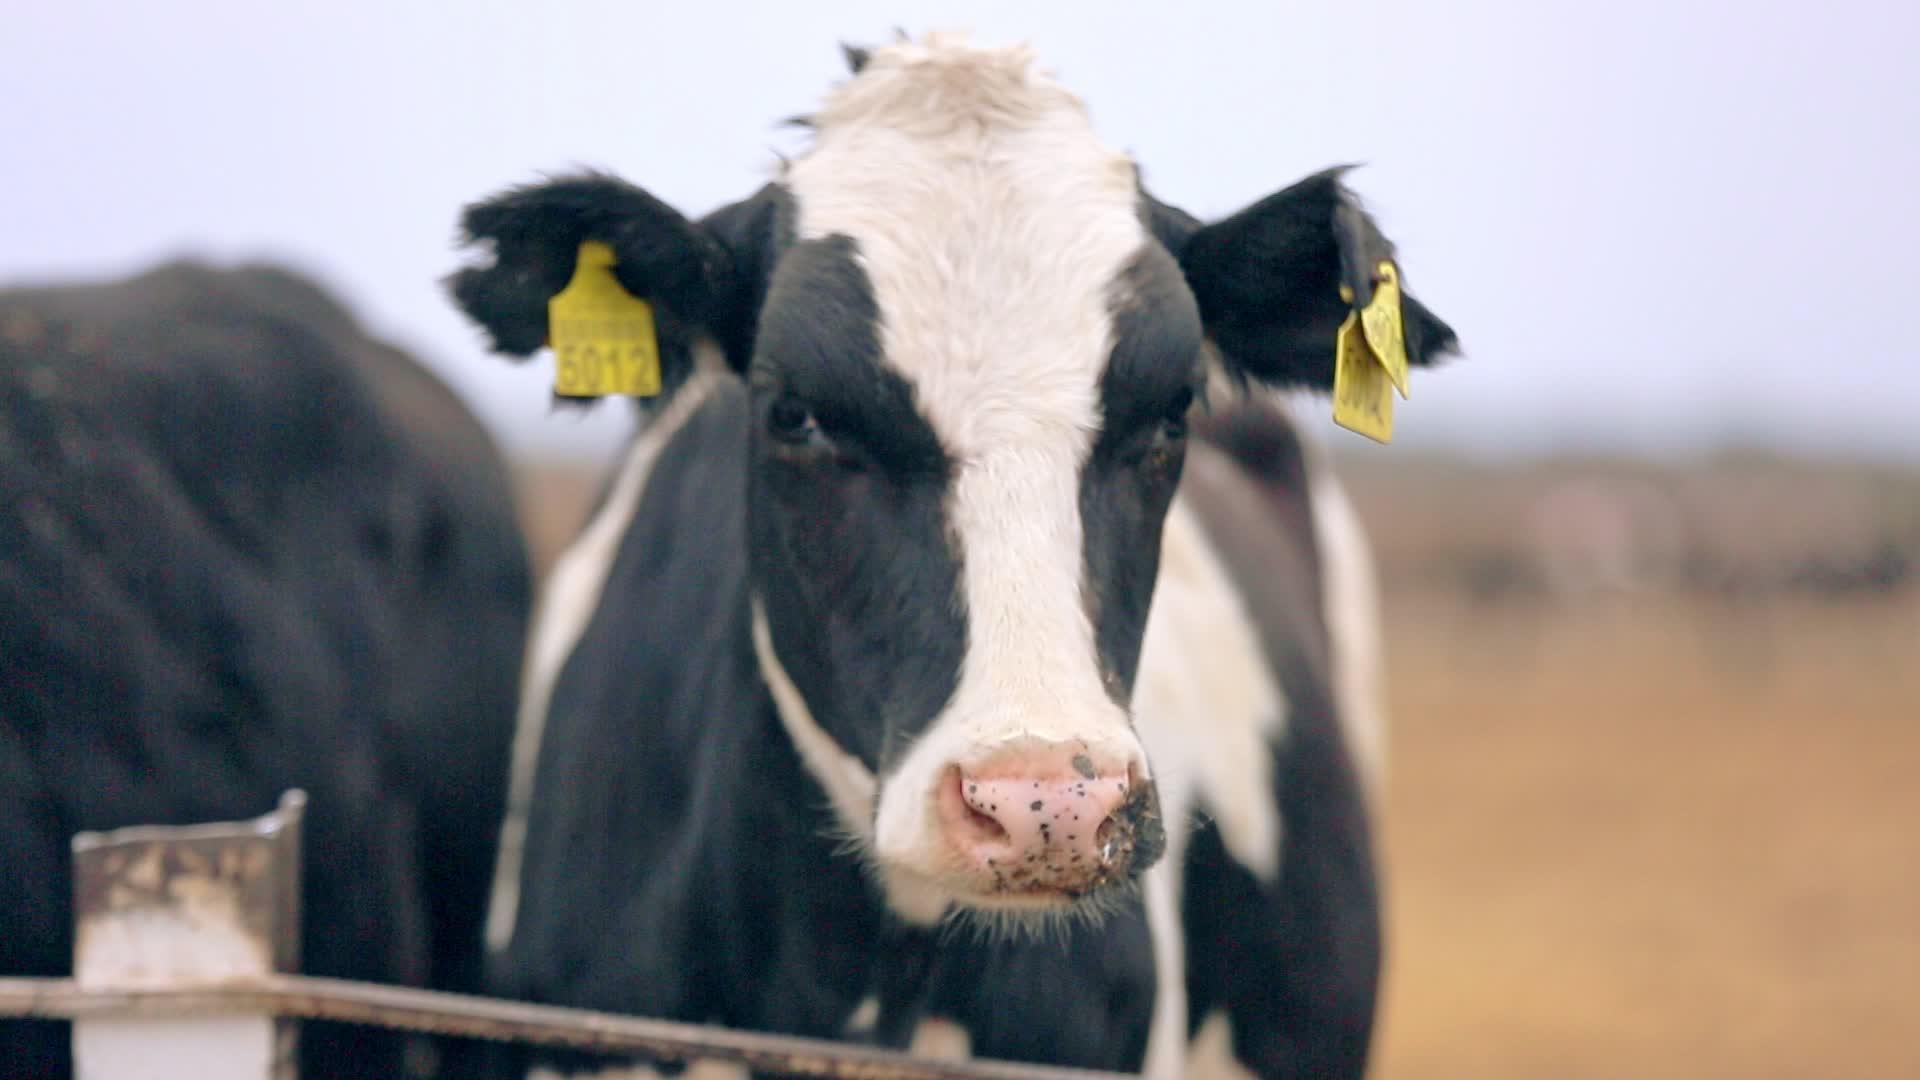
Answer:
[938,743,1161,895]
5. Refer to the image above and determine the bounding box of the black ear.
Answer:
[695,182,792,370]
[448,172,730,358]
[1151,166,1458,390]
[446,173,785,400]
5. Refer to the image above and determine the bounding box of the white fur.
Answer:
[752,600,962,925]
[906,1017,973,1062]
[844,995,881,1035]
[1125,481,1292,1076]
[776,31,1154,912]
[1133,480,1288,884]
[748,603,880,842]
[1303,437,1390,797]
[1137,859,1189,1080]
[1185,1010,1258,1080]
[487,364,728,952]
[528,1062,745,1080]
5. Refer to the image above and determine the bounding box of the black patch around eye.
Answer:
[752,235,948,479]
[1156,386,1195,444]
[766,394,818,444]
[1165,384,1196,422]
[760,392,880,478]
[1096,247,1205,459]
[1110,410,1189,471]
[1078,243,1207,703]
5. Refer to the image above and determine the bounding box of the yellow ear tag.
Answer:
[1359,260,1411,398]
[547,241,662,398]
[1332,307,1395,443]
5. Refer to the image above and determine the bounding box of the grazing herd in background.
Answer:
[1421,476,1916,610]
[1,33,1465,1080]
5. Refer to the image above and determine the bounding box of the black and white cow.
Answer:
[451,34,1455,1079]
[0,260,533,1079]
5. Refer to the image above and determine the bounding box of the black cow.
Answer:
[451,33,1456,1080]
[0,260,532,1078]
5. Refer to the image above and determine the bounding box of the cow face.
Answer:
[448,34,1456,927]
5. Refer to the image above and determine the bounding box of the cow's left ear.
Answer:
[1147,166,1458,390]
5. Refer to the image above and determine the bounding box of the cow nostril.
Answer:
[965,802,1009,844]
[1093,814,1119,863]
[948,768,1011,847]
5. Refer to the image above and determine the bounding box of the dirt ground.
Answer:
[1373,594,1920,1079]
[513,456,1920,1078]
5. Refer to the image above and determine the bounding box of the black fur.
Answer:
[0,261,531,1079]
[1181,407,1382,1078]
[451,172,729,351]
[491,389,1380,1080]
[748,236,964,774]
[490,384,861,1071]
[496,385,1162,1077]
[700,184,795,370]
[1146,167,1460,390]
[1082,246,1206,702]
[925,905,1158,1070]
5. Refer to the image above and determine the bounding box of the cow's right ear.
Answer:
[447,172,782,397]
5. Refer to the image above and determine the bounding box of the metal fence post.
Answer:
[70,790,306,1080]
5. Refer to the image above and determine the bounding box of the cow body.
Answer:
[495,385,1375,1079]
[453,33,1455,1079]
[0,261,532,1079]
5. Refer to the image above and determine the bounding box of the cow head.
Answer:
[448,33,1456,928]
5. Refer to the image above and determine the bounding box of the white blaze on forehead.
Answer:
[788,36,1144,448]
[781,34,1154,891]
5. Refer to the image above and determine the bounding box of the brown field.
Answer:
[1374,593,1919,1079]
[1336,453,1920,1076]
[514,451,1920,1079]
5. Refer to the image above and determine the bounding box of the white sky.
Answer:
[4,1,1915,463]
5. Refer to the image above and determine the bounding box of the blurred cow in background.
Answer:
[0,261,532,1079]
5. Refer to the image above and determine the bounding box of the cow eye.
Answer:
[1159,387,1194,442]
[767,395,822,446]
[1126,386,1193,471]
[767,395,869,471]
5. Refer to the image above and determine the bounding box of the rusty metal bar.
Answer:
[0,975,1133,1080]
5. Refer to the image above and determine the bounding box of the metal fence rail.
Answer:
[6,793,1136,1079]
[0,975,1130,1080]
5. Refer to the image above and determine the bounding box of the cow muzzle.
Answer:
[933,738,1165,900]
